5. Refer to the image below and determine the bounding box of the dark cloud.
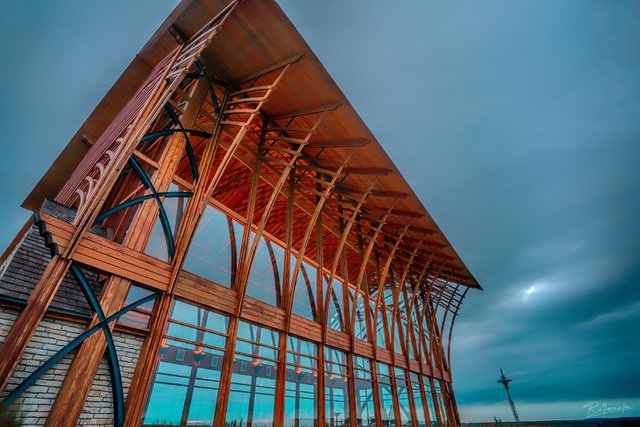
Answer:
[0,0,638,422]
[276,0,640,421]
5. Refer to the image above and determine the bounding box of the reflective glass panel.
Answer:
[292,260,317,321]
[325,276,345,332]
[409,373,426,427]
[226,321,280,427]
[183,204,240,287]
[434,380,449,425]
[394,368,412,427]
[143,301,228,426]
[246,233,284,306]
[325,347,350,427]
[353,356,375,427]
[117,285,156,330]
[377,362,395,426]
[374,301,386,349]
[353,292,367,341]
[284,336,318,427]
[392,310,404,355]
[423,378,438,426]
[145,183,189,262]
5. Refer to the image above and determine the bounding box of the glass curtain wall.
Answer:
[142,300,229,426]
[423,377,439,426]
[182,204,242,288]
[409,372,427,427]
[376,362,395,426]
[324,347,350,427]
[284,336,319,427]
[394,368,413,427]
[353,356,376,427]
[433,380,449,426]
[226,321,280,427]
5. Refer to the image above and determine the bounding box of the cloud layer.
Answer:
[0,0,638,422]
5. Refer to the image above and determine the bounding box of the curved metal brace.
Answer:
[163,103,201,183]
[68,263,125,426]
[128,157,178,259]
[1,290,160,427]
[140,128,211,142]
[191,60,226,115]
[93,191,192,225]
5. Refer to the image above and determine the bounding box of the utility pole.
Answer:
[497,368,520,422]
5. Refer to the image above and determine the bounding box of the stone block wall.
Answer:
[0,306,145,426]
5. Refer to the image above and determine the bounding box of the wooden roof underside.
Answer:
[23,0,481,290]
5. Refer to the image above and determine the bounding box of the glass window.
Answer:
[143,301,228,426]
[145,183,189,262]
[96,160,154,244]
[423,377,438,426]
[394,368,412,427]
[246,233,284,306]
[434,380,449,425]
[410,325,421,361]
[383,286,394,309]
[324,347,350,427]
[291,260,317,321]
[392,310,404,355]
[402,319,412,357]
[325,276,345,332]
[376,362,395,426]
[353,356,376,427]
[183,204,241,287]
[422,307,437,368]
[226,321,280,427]
[117,285,156,330]
[374,302,387,349]
[411,297,422,326]
[353,292,367,341]
[284,336,318,427]
[409,373,427,427]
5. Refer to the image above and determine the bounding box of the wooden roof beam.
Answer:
[342,167,392,176]
[335,185,410,200]
[306,139,370,149]
[371,190,411,199]
[366,205,425,219]
[385,222,436,234]
[270,102,341,121]
[233,53,305,86]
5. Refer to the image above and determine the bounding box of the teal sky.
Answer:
[1,0,639,422]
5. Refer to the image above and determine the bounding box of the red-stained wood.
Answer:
[0,3,476,427]
[0,257,70,392]
[46,277,130,427]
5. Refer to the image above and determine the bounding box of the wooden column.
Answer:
[212,316,240,427]
[45,277,130,426]
[46,76,211,426]
[0,257,70,392]
[123,293,173,426]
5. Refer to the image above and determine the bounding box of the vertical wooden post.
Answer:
[0,257,70,392]
[212,316,239,427]
[46,76,211,427]
[123,293,173,426]
[45,277,130,427]
[274,330,288,427]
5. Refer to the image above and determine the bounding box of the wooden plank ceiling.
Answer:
[23,0,481,290]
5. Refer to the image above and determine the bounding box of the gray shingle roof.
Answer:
[0,202,105,317]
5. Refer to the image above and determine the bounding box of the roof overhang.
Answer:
[23,0,482,290]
